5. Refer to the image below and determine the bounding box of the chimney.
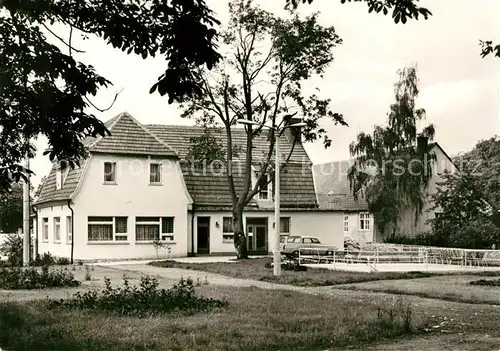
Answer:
[283,117,303,144]
[417,135,428,153]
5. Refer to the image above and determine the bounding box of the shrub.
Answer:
[264,259,307,271]
[0,235,24,267]
[55,257,70,265]
[0,266,80,289]
[31,252,56,267]
[374,298,413,335]
[49,276,227,317]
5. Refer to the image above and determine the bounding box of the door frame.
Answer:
[246,223,267,253]
[197,217,210,254]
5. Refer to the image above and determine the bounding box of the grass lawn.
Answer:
[150,258,435,286]
[0,284,429,351]
[339,275,500,305]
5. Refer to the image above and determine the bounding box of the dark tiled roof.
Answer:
[312,160,369,211]
[147,125,317,208]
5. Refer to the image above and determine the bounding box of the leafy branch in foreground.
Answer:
[0,0,220,190]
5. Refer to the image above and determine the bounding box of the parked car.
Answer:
[281,235,337,258]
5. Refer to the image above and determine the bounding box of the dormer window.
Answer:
[251,166,273,201]
[55,169,62,190]
[258,174,270,200]
[55,161,68,190]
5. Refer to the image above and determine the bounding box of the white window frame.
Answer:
[53,217,61,242]
[343,214,349,233]
[103,162,117,184]
[66,216,73,244]
[55,169,62,190]
[359,212,370,231]
[222,217,234,242]
[87,216,128,242]
[42,218,49,242]
[149,162,162,184]
[135,217,174,242]
[258,173,272,200]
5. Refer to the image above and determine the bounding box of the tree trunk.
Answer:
[233,207,248,259]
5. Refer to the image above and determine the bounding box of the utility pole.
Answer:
[273,130,281,276]
[23,150,30,266]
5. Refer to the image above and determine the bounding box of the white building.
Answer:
[312,141,458,243]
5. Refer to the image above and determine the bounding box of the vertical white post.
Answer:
[273,130,281,276]
[23,151,30,266]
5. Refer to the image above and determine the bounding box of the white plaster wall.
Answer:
[395,146,457,237]
[344,212,374,244]
[36,203,73,258]
[67,154,190,260]
[190,211,344,254]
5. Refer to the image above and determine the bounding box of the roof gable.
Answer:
[89,112,178,157]
[33,158,88,205]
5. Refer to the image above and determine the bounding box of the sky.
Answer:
[29,0,500,187]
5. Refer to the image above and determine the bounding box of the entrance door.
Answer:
[246,223,268,253]
[197,217,210,254]
[254,225,267,252]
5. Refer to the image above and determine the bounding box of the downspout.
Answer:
[33,205,38,259]
[190,204,196,257]
[68,199,74,264]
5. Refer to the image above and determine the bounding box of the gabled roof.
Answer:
[312,143,456,212]
[88,112,178,157]
[312,160,369,211]
[146,125,317,209]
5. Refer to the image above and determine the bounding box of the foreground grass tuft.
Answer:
[49,276,227,317]
[150,258,433,286]
[0,265,80,290]
[470,278,500,287]
[0,284,423,351]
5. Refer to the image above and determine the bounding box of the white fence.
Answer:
[297,245,500,272]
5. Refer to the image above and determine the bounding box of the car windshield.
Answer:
[311,238,321,244]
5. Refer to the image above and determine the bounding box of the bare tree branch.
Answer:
[84,88,123,112]
[42,23,85,53]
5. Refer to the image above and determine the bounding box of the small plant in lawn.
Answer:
[49,276,227,317]
[152,239,172,261]
[265,259,307,272]
[31,252,56,267]
[84,265,92,281]
[375,299,413,335]
[0,265,80,289]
